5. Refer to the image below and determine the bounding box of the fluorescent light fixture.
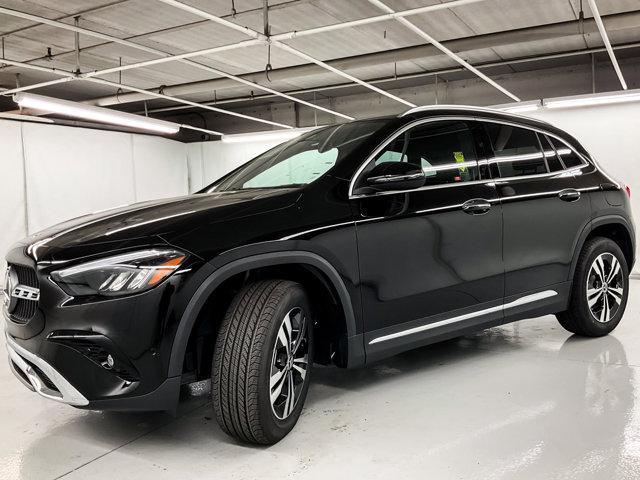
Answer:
[221,126,322,144]
[492,100,541,113]
[544,89,640,109]
[13,92,180,134]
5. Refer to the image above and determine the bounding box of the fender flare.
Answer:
[568,214,635,281]
[167,250,362,377]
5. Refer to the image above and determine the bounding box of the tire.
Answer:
[212,280,313,444]
[557,237,629,336]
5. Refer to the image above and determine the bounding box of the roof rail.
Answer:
[398,104,551,125]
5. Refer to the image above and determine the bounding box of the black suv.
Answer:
[4,106,635,444]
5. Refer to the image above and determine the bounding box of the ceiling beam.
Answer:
[140,40,640,115]
[156,0,416,107]
[270,0,488,41]
[86,10,640,107]
[587,0,627,90]
[0,6,353,120]
[365,0,520,102]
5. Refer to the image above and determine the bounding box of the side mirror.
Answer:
[364,161,425,192]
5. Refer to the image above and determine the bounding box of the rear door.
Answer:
[351,119,504,360]
[480,120,590,303]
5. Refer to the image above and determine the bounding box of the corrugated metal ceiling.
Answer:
[1,0,639,110]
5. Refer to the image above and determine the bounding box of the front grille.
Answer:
[8,264,39,323]
[13,264,38,288]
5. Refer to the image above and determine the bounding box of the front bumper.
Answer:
[6,333,89,406]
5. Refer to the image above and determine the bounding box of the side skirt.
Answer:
[364,282,571,364]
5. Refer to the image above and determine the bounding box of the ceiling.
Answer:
[1,0,639,132]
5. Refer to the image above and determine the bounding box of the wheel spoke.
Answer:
[277,328,289,359]
[270,368,285,389]
[284,371,295,417]
[292,314,307,355]
[608,287,623,305]
[270,371,286,403]
[587,288,603,308]
[293,354,308,381]
[607,257,620,283]
[599,293,610,323]
[283,311,293,346]
[593,256,606,283]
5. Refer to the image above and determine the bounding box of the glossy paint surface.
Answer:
[2,280,640,480]
[3,107,635,408]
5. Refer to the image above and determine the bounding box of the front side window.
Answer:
[206,120,385,192]
[484,122,547,178]
[367,120,480,187]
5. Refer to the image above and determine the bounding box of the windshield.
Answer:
[205,120,386,192]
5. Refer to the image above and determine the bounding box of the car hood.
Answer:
[14,189,300,262]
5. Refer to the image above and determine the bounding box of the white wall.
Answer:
[0,119,188,270]
[187,139,282,191]
[528,103,640,236]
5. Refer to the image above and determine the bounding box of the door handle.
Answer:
[462,198,492,215]
[558,189,581,202]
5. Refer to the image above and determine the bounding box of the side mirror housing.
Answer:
[364,161,425,192]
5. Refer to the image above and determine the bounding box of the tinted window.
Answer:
[207,120,385,192]
[372,120,479,186]
[548,137,584,168]
[484,122,547,178]
[539,134,564,172]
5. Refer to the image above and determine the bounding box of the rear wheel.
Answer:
[212,280,312,444]
[557,237,629,336]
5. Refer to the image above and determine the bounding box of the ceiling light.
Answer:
[13,92,180,134]
[221,127,322,143]
[492,100,541,113]
[544,90,640,109]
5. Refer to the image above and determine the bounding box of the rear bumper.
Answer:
[6,333,88,406]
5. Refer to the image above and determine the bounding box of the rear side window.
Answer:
[548,137,584,168]
[539,134,564,172]
[484,122,547,178]
[373,120,480,187]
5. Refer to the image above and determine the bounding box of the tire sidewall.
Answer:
[257,284,314,443]
[575,239,629,335]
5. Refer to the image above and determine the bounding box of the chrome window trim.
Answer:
[369,289,558,345]
[348,115,593,199]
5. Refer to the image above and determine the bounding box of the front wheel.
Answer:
[212,280,313,444]
[557,237,629,336]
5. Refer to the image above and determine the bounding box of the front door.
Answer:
[350,119,504,361]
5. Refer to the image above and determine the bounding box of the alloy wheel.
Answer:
[586,252,624,323]
[269,307,309,420]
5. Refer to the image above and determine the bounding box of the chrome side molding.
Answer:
[369,290,558,345]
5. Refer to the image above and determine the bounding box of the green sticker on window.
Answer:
[453,151,466,172]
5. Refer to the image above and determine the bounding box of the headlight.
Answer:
[51,249,187,298]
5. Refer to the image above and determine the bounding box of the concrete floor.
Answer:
[2,280,640,480]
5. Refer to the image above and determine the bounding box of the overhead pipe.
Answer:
[365,0,520,101]
[155,0,417,107]
[139,40,640,115]
[87,9,640,107]
[0,5,353,120]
